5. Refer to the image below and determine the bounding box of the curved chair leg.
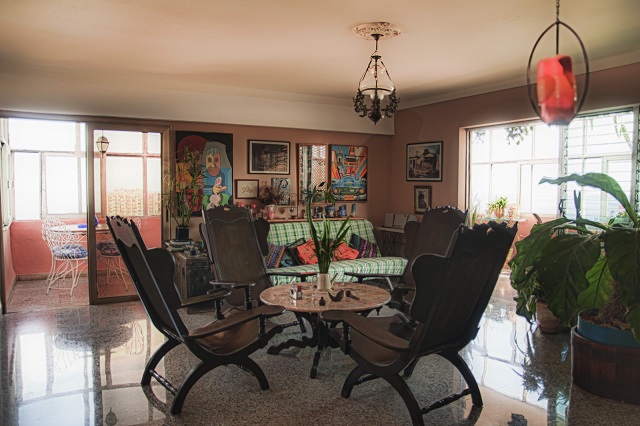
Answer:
[383,373,424,426]
[142,338,180,385]
[341,365,367,398]
[403,358,419,377]
[171,361,218,414]
[446,352,482,406]
[236,357,270,390]
[295,313,307,334]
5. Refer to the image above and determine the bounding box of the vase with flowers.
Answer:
[305,183,350,290]
[257,183,286,219]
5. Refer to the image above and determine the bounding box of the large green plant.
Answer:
[509,172,640,342]
[305,183,350,273]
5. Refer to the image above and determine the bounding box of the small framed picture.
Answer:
[407,141,443,181]
[248,140,290,174]
[235,179,259,199]
[414,186,432,214]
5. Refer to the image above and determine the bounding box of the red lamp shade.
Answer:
[536,55,577,125]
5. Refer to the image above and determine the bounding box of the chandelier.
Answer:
[526,0,589,125]
[353,22,401,124]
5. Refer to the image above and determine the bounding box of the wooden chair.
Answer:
[106,216,286,414]
[346,206,467,313]
[322,221,516,426]
[204,205,314,325]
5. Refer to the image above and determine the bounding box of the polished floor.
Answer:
[2,275,640,425]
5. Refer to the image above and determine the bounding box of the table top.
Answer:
[375,226,405,234]
[260,283,390,314]
[51,223,110,233]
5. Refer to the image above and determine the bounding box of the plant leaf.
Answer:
[577,256,611,312]
[540,173,638,227]
[537,233,601,325]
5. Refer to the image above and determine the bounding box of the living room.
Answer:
[1,1,640,424]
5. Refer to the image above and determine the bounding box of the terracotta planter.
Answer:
[536,300,568,334]
[572,310,640,405]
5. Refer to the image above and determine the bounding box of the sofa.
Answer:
[265,218,407,286]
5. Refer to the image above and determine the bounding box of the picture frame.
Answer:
[414,185,432,214]
[271,177,291,205]
[248,140,290,174]
[406,141,443,181]
[329,144,368,201]
[235,179,259,199]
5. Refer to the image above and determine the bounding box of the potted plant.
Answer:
[488,196,508,218]
[257,183,286,219]
[305,183,350,291]
[508,172,640,404]
[163,147,204,241]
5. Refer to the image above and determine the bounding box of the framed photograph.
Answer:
[271,177,291,205]
[329,145,367,201]
[414,186,432,214]
[248,140,290,174]
[235,179,259,199]
[406,141,443,181]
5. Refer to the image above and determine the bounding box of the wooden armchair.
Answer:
[322,221,516,425]
[107,216,286,414]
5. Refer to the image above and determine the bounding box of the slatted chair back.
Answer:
[204,205,272,307]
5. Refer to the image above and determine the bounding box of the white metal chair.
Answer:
[42,217,89,295]
[97,217,142,287]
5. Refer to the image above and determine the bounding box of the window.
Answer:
[6,118,161,220]
[468,108,638,221]
[1,137,12,225]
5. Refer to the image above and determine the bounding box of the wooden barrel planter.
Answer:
[571,311,640,405]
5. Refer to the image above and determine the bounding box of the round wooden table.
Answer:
[260,283,390,378]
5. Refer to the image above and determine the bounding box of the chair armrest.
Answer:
[180,288,231,308]
[188,304,286,338]
[321,310,411,352]
[209,281,256,289]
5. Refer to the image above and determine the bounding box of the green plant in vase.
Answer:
[305,182,350,290]
[163,147,204,241]
[488,196,508,218]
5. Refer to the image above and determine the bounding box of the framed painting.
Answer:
[175,131,233,212]
[271,177,291,205]
[406,141,443,181]
[235,179,259,199]
[329,145,367,201]
[248,140,290,174]
[414,185,432,214]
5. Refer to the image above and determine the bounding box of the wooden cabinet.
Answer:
[171,251,214,313]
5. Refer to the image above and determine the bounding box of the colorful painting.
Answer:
[406,141,443,181]
[176,131,233,211]
[271,177,291,205]
[329,145,367,201]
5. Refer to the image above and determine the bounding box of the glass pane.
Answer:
[490,163,518,210]
[147,133,161,154]
[14,152,41,220]
[102,130,143,154]
[147,157,161,216]
[491,128,532,162]
[470,164,490,210]
[80,158,101,214]
[533,124,560,159]
[9,118,77,152]
[470,130,490,163]
[46,156,80,215]
[106,157,143,216]
[531,163,559,215]
[520,165,532,213]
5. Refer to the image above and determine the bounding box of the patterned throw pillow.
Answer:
[349,233,378,258]
[264,243,286,268]
[332,242,359,261]
[296,239,319,265]
[280,238,307,267]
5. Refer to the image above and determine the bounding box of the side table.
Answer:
[375,226,405,256]
[171,251,214,313]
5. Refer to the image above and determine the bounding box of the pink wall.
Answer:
[3,227,16,300]
[391,63,640,215]
[10,217,161,276]
[169,121,393,227]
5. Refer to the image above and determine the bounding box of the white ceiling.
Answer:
[1,0,639,133]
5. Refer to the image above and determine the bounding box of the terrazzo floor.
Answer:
[1,275,640,425]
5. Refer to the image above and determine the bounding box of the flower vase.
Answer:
[266,204,276,220]
[317,273,332,291]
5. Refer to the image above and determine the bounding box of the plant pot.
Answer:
[571,309,640,405]
[536,300,569,334]
[317,273,332,291]
[324,206,335,218]
[175,225,190,241]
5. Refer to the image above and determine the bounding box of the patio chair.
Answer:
[42,217,89,295]
[106,215,286,414]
